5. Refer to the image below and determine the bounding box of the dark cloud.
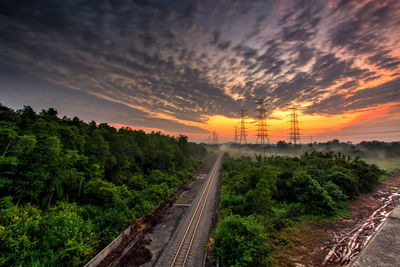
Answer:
[293,44,314,66]
[311,53,367,88]
[367,51,400,70]
[182,2,197,19]
[210,31,220,45]
[282,26,313,42]
[217,41,231,50]
[0,0,399,136]
[306,78,400,115]
[337,80,358,90]
[329,0,400,56]
[364,75,381,82]
[0,65,209,134]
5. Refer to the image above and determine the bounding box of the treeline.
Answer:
[0,104,206,266]
[229,139,400,159]
[211,152,385,266]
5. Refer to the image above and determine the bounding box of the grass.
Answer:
[270,220,329,267]
[269,212,351,266]
[366,157,400,174]
[177,192,185,200]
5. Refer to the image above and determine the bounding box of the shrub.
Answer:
[291,171,335,215]
[40,203,96,266]
[327,166,359,199]
[212,215,272,267]
[0,197,42,265]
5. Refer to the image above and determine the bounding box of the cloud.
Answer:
[337,80,358,90]
[306,78,400,115]
[329,0,400,56]
[367,51,400,70]
[0,0,399,137]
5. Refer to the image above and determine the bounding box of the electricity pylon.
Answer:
[289,106,301,144]
[255,98,270,145]
[213,131,218,145]
[238,110,248,144]
[234,125,238,143]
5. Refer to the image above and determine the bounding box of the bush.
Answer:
[0,200,96,266]
[0,197,42,265]
[40,203,97,266]
[323,181,348,203]
[212,215,272,267]
[327,166,359,199]
[220,191,246,216]
[213,153,384,266]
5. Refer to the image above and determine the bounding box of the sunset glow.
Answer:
[1,0,399,143]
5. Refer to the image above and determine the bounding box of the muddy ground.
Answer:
[274,172,400,267]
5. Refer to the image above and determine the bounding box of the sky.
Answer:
[0,0,399,143]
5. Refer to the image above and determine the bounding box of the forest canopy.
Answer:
[0,104,206,266]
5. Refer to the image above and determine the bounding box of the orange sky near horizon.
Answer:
[2,0,400,144]
[110,101,399,144]
[108,49,400,144]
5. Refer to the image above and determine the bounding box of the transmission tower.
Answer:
[213,131,218,145]
[238,110,248,144]
[289,106,301,144]
[255,98,270,145]
[234,125,238,143]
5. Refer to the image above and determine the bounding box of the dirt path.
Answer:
[273,172,400,267]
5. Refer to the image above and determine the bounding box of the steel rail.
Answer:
[169,154,222,267]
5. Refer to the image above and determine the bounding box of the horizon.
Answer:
[2,103,398,145]
[1,0,400,143]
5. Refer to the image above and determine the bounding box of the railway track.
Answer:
[168,154,222,267]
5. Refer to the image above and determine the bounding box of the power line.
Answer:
[255,98,270,145]
[213,131,218,145]
[289,105,301,144]
[234,125,238,143]
[238,110,248,144]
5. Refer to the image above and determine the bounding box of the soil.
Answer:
[118,236,152,267]
[274,172,400,267]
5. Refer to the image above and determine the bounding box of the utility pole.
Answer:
[255,98,270,145]
[289,106,301,145]
[238,110,248,144]
[213,131,218,145]
[234,125,238,143]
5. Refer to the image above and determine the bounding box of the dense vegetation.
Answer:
[229,140,400,171]
[0,104,206,266]
[211,152,385,266]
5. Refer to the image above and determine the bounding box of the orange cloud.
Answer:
[337,102,400,129]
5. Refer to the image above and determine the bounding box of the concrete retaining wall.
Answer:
[84,225,133,267]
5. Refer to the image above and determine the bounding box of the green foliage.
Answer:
[40,203,97,266]
[327,166,359,199]
[0,197,42,266]
[0,104,206,266]
[0,199,96,266]
[212,215,272,267]
[212,152,383,265]
[290,171,335,215]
